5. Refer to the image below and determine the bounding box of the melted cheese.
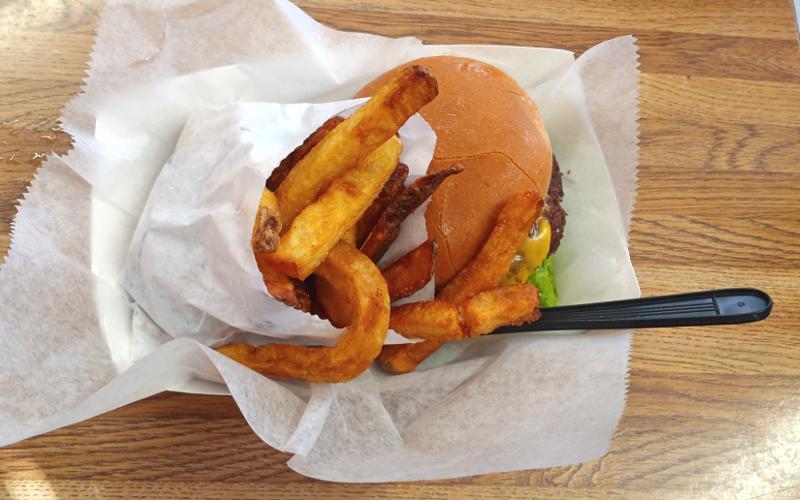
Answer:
[501,218,551,285]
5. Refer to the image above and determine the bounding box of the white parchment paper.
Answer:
[0,0,640,482]
[122,100,436,348]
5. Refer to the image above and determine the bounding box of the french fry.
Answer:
[252,189,281,253]
[266,115,345,191]
[257,266,312,312]
[387,284,538,342]
[264,115,352,299]
[263,136,402,279]
[315,274,353,328]
[356,162,409,245]
[437,191,543,304]
[378,191,543,373]
[217,242,390,383]
[316,239,435,327]
[242,67,544,379]
[250,189,311,311]
[341,224,358,246]
[361,165,463,262]
[382,239,436,301]
[315,216,360,326]
[460,284,540,337]
[276,65,438,226]
[378,340,443,374]
[389,300,463,341]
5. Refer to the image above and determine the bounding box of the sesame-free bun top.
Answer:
[356,56,552,285]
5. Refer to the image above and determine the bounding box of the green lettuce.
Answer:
[528,255,558,307]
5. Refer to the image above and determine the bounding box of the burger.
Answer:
[356,56,566,306]
[215,58,566,380]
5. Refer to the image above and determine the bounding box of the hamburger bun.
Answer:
[356,56,552,285]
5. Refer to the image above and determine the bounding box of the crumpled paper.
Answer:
[0,0,640,482]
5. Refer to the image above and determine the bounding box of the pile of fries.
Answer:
[216,66,544,382]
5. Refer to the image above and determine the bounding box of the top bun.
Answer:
[356,56,552,285]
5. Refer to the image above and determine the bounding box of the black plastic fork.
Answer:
[492,288,772,334]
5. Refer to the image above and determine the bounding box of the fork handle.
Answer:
[492,288,772,334]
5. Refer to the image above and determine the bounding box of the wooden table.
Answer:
[2,1,799,498]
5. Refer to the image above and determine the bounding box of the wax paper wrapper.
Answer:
[121,100,436,351]
[0,0,640,482]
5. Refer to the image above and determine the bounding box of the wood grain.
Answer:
[1,0,799,498]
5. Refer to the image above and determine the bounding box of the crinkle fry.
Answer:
[378,191,543,373]
[276,65,438,226]
[218,242,389,383]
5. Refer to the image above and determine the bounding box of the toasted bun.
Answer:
[356,56,552,285]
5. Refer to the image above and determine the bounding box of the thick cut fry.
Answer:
[315,274,353,329]
[387,284,539,342]
[217,242,390,383]
[250,189,310,311]
[276,65,438,226]
[266,115,345,191]
[315,223,358,326]
[356,162,409,245]
[437,191,543,304]
[255,255,312,312]
[382,239,436,301]
[262,136,402,279]
[460,284,540,337]
[361,165,463,262]
[252,189,281,253]
[316,239,435,327]
[379,191,543,373]
[389,300,463,341]
[378,340,444,374]
[341,224,357,246]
